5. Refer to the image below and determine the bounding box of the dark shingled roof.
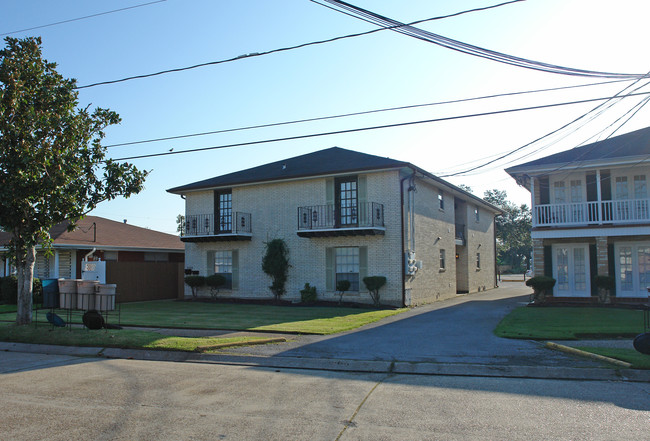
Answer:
[0,216,183,251]
[167,147,408,193]
[506,126,650,174]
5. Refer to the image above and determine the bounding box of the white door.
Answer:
[615,242,650,297]
[553,244,590,297]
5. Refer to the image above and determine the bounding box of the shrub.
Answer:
[594,274,615,304]
[0,276,41,305]
[363,276,386,307]
[336,279,351,305]
[184,275,206,298]
[262,238,290,301]
[1,276,17,304]
[525,275,556,303]
[300,283,317,304]
[205,274,226,299]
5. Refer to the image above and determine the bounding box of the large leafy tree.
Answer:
[0,37,148,324]
[483,189,532,271]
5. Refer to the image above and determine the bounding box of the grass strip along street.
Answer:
[495,306,650,369]
[0,300,406,351]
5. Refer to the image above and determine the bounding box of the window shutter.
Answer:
[326,179,334,206]
[359,246,368,291]
[607,244,615,296]
[358,175,367,204]
[326,247,335,291]
[207,251,215,275]
[231,250,239,290]
[543,246,553,277]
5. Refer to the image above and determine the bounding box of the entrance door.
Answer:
[615,242,650,297]
[552,244,590,297]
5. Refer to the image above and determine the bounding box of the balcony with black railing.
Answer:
[182,212,252,242]
[297,202,385,237]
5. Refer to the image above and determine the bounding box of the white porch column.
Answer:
[53,250,60,279]
[596,169,602,224]
[530,176,536,227]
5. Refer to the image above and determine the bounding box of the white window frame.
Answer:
[614,241,650,297]
[551,243,590,297]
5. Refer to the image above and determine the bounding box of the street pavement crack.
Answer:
[335,374,392,441]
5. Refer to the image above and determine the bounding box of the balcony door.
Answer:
[552,244,590,297]
[214,189,232,234]
[335,176,358,227]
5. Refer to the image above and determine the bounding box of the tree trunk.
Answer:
[16,245,35,325]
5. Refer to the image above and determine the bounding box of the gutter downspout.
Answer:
[400,168,416,307]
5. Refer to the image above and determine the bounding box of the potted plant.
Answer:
[525,276,556,303]
[594,275,615,304]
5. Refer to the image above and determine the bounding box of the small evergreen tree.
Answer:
[336,279,351,305]
[184,275,205,298]
[363,276,386,307]
[205,274,226,299]
[262,238,290,301]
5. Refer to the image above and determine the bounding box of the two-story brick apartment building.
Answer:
[506,127,650,303]
[168,147,500,306]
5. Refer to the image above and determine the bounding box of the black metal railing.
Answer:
[297,202,384,230]
[185,212,251,236]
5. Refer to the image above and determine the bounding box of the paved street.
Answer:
[1,352,649,440]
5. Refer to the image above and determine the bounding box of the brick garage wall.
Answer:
[182,170,404,306]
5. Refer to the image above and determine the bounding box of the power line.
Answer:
[110,90,650,162]
[318,0,647,80]
[439,78,650,177]
[0,0,167,37]
[106,78,629,148]
[74,0,524,89]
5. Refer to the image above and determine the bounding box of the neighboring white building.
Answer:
[506,127,650,303]
[168,147,500,306]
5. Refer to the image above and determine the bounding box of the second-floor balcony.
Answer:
[297,202,385,237]
[182,212,252,242]
[534,198,650,227]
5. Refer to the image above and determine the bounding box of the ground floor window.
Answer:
[213,250,233,289]
[336,247,360,291]
[439,249,446,270]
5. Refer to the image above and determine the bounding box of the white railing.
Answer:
[534,198,650,227]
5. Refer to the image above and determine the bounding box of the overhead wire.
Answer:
[317,0,648,80]
[75,0,523,89]
[106,78,630,149]
[439,77,650,177]
[0,0,167,37]
[109,90,650,162]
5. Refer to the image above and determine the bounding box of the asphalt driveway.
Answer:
[222,282,607,368]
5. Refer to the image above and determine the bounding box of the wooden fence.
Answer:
[106,261,184,303]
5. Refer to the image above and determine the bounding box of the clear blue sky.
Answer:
[3,0,650,234]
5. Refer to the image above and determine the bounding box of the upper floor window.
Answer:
[474,206,480,222]
[215,189,232,233]
[476,252,481,269]
[438,190,444,210]
[634,175,647,199]
[615,177,629,200]
[439,249,446,270]
[554,181,566,203]
[336,176,358,227]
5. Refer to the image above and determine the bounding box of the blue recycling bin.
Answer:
[42,279,60,308]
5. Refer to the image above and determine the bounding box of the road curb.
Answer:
[3,341,649,382]
[545,342,633,368]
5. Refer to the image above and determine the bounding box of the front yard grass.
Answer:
[0,322,272,352]
[494,306,644,340]
[0,300,407,335]
[495,306,650,369]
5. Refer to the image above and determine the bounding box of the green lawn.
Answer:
[0,322,274,352]
[0,300,406,335]
[494,306,645,340]
[575,346,650,370]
